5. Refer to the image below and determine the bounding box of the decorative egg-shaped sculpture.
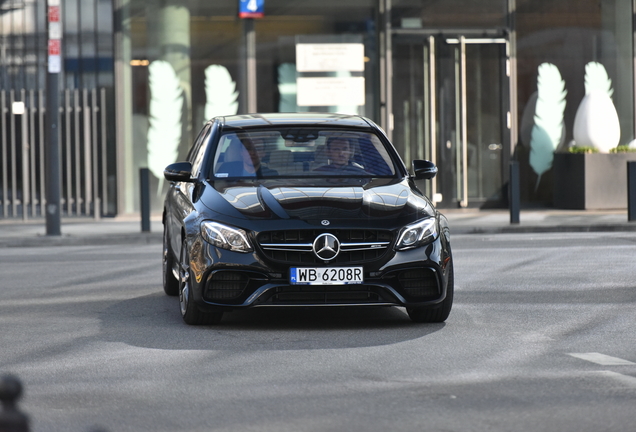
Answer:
[572,90,620,153]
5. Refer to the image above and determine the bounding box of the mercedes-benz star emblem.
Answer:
[321,220,330,226]
[313,233,340,261]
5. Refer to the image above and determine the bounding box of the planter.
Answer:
[553,152,636,209]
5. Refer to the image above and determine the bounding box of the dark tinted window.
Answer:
[211,129,396,179]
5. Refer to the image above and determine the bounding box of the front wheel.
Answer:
[407,262,454,323]
[178,240,223,326]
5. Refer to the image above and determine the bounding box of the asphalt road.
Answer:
[1,232,635,432]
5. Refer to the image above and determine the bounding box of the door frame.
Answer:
[447,35,510,207]
[387,28,516,208]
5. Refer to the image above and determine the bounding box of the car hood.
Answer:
[199,178,435,225]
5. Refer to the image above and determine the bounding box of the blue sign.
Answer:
[239,0,264,18]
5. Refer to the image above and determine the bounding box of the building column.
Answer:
[114,0,134,214]
[148,0,192,160]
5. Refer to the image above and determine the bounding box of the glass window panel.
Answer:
[517,0,633,202]
[62,0,79,88]
[518,0,633,147]
[128,0,378,211]
[392,0,508,29]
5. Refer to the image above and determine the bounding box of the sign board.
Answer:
[12,101,25,115]
[48,1,62,73]
[48,39,61,55]
[296,43,364,72]
[239,0,264,18]
[296,77,365,107]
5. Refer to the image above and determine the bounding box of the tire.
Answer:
[178,240,223,325]
[407,262,454,323]
[163,225,180,296]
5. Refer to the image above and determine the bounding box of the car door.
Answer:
[166,123,213,256]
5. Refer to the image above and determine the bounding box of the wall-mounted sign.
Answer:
[297,77,365,107]
[48,0,62,73]
[296,43,364,72]
[294,36,365,109]
[239,0,264,18]
[12,101,25,115]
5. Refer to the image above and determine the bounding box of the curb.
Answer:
[0,233,162,248]
[2,224,636,247]
[450,223,636,235]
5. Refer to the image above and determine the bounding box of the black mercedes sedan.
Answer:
[162,113,453,325]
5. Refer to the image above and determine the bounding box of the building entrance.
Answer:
[392,33,510,208]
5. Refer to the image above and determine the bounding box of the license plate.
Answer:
[290,267,364,285]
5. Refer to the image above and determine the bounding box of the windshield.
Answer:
[210,129,397,179]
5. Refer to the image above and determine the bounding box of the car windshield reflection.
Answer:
[211,129,397,180]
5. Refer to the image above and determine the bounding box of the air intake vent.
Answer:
[398,269,439,299]
[204,271,249,300]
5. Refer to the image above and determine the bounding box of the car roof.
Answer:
[215,113,374,130]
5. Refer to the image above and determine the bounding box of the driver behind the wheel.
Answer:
[314,136,365,173]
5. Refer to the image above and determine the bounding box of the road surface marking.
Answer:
[569,352,635,366]
[588,371,636,387]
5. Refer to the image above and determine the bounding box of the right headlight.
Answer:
[395,217,438,251]
[201,221,253,253]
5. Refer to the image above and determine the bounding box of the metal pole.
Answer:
[45,73,61,235]
[46,0,62,236]
[20,91,30,221]
[242,18,257,113]
[140,168,151,232]
[509,160,520,224]
[628,161,636,222]
[428,35,438,202]
[383,0,393,140]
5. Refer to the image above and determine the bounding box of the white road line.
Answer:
[588,371,636,387]
[569,352,635,366]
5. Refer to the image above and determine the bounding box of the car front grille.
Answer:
[257,229,393,265]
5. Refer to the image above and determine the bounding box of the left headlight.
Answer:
[395,217,438,251]
[201,221,253,253]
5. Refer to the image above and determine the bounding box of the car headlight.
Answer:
[201,221,253,253]
[395,217,438,250]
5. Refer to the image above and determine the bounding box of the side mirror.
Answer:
[412,160,438,180]
[164,161,194,182]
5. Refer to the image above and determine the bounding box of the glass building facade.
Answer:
[1,0,116,218]
[0,0,634,218]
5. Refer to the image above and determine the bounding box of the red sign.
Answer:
[48,6,60,22]
[48,39,61,55]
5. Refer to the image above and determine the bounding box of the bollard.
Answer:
[509,160,520,224]
[0,374,30,432]
[628,162,636,222]
[139,168,151,232]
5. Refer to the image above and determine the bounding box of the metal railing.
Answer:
[0,88,110,220]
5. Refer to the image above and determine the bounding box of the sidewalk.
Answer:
[0,215,163,247]
[443,208,636,234]
[0,209,635,247]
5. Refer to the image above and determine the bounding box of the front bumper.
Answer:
[187,235,452,312]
